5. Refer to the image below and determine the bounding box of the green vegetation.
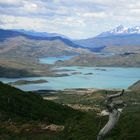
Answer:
[0,82,84,139]
[42,89,140,140]
[0,82,81,124]
[0,82,140,140]
[61,102,140,140]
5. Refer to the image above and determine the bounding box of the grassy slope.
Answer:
[43,89,140,140]
[0,82,82,124]
[0,82,84,140]
[0,82,140,140]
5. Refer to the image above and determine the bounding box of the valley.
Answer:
[0,0,140,139]
[0,81,140,140]
[0,26,140,140]
[0,27,140,91]
[0,26,140,80]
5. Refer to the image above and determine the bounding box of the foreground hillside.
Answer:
[0,82,81,124]
[0,82,84,139]
[0,82,140,139]
[41,88,140,140]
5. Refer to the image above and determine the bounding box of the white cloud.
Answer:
[0,0,139,39]
[0,0,22,6]
[83,12,107,18]
[0,0,20,4]
[0,15,46,31]
[22,2,39,12]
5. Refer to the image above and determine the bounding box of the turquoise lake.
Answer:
[0,66,140,91]
[39,56,75,64]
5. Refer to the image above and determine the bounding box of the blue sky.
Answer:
[0,0,140,39]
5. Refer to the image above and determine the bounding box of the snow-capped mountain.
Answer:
[97,25,140,37]
[75,25,140,52]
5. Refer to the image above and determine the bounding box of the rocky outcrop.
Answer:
[128,80,140,91]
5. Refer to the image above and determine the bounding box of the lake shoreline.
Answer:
[0,66,140,91]
[33,88,126,95]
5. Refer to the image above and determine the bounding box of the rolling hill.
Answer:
[0,81,81,124]
[0,29,90,58]
[56,53,140,67]
[13,29,70,39]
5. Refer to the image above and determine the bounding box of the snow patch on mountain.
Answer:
[97,25,140,37]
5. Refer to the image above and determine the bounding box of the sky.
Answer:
[0,0,140,39]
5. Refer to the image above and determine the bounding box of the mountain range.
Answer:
[13,29,71,39]
[0,29,90,58]
[97,25,140,37]
[0,25,140,58]
[75,25,140,53]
